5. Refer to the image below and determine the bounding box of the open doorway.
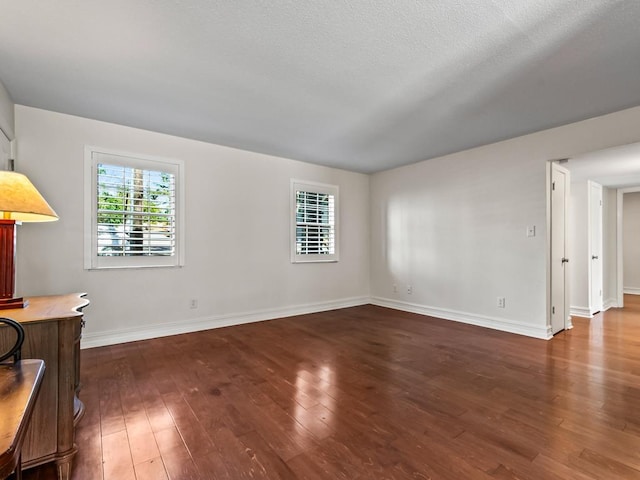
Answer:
[618,187,640,302]
[560,141,640,322]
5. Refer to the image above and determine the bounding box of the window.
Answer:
[84,147,184,269]
[291,180,338,263]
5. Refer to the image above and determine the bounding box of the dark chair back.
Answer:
[0,318,25,363]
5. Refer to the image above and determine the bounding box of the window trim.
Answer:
[84,146,185,270]
[290,179,339,263]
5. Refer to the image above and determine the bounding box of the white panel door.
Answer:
[551,163,570,334]
[589,181,603,314]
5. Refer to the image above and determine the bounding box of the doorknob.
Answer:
[592,255,599,260]
[562,257,569,263]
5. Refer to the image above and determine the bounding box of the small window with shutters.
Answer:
[84,147,185,269]
[291,180,339,263]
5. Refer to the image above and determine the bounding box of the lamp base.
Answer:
[0,297,28,310]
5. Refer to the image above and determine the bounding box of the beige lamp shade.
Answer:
[0,171,58,222]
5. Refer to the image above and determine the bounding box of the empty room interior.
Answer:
[1,2,640,479]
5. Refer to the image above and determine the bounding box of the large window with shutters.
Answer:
[84,147,184,269]
[291,180,339,263]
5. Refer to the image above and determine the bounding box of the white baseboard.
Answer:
[83,294,563,348]
[81,296,370,349]
[370,297,552,340]
[570,306,594,318]
[623,287,640,295]
[571,300,620,317]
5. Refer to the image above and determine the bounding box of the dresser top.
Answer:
[0,293,89,324]
[0,359,46,478]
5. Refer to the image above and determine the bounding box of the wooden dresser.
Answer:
[0,293,89,480]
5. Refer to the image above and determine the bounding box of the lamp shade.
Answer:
[0,171,58,222]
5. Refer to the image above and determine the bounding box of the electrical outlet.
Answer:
[190,299,198,309]
[497,297,505,308]
[407,285,413,294]
[526,225,536,237]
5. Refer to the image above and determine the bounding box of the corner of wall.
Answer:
[0,79,15,141]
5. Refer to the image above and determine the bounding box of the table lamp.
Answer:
[0,171,58,309]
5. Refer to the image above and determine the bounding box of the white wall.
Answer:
[623,192,640,294]
[13,103,640,345]
[569,181,589,316]
[14,106,370,347]
[603,187,618,307]
[0,79,14,141]
[370,105,640,339]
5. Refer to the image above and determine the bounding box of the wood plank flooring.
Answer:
[22,296,640,479]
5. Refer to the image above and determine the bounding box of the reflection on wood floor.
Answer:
[23,295,640,479]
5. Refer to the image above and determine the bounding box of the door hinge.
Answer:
[552,306,555,314]
[552,181,555,191]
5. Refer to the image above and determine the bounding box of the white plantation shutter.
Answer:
[291,180,339,263]
[96,163,176,256]
[85,148,184,269]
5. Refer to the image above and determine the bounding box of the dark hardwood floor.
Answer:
[23,296,640,479]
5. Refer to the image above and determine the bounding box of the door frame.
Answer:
[616,186,640,307]
[547,160,572,336]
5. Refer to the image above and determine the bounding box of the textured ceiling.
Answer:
[1,1,640,173]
